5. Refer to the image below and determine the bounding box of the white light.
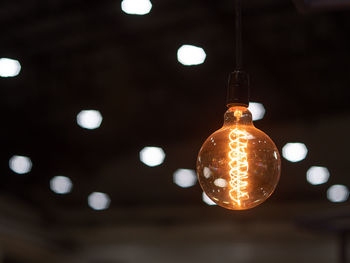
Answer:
[177,45,206,66]
[173,169,197,188]
[76,110,103,130]
[248,102,266,121]
[327,185,349,203]
[88,192,111,210]
[203,167,212,179]
[121,0,152,15]
[202,192,216,206]
[214,178,227,188]
[9,155,32,174]
[50,176,73,194]
[306,166,330,185]
[282,143,308,162]
[139,146,165,167]
[0,58,21,77]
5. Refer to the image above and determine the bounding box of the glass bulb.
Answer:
[197,106,281,210]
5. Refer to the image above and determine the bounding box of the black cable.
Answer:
[235,0,242,70]
[226,0,249,107]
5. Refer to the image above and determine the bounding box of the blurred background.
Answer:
[1,0,350,262]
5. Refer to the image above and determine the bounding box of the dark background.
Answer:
[1,0,350,262]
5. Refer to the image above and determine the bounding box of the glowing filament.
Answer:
[228,111,249,207]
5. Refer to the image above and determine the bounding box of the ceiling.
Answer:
[0,0,350,228]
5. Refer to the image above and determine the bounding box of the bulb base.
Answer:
[226,70,250,108]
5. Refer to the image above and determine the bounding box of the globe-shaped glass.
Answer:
[197,106,281,210]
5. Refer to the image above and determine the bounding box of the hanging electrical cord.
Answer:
[227,0,250,108]
[235,0,242,70]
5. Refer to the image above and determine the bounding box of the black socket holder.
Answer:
[226,70,250,108]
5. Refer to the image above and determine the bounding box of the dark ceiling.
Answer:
[1,0,350,226]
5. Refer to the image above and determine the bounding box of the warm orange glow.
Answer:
[197,106,281,210]
[228,110,249,207]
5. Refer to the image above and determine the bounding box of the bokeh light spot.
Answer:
[121,0,152,15]
[282,142,308,162]
[202,192,216,206]
[214,178,227,188]
[50,176,73,194]
[177,45,206,66]
[9,155,32,174]
[248,102,266,121]
[306,166,330,185]
[139,146,165,167]
[0,58,21,77]
[88,192,111,210]
[327,185,349,203]
[77,110,103,130]
[173,169,197,188]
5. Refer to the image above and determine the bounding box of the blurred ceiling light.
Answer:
[88,192,111,210]
[139,146,165,167]
[173,169,197,188]
[214,178,227,188]
[76,110,103,130]
[202,192,216,206]
[9,155,32,174]
[327,185,349,203]
[203,167,212,179]
[0,58,21,77]
[248,102,266,121]
[121,0,152,15]
[177,45,206,66]
[50,176,73,194]
[282,142,308,162]
[306,166,330,185]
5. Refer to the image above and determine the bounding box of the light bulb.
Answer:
[197,106,281,210]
